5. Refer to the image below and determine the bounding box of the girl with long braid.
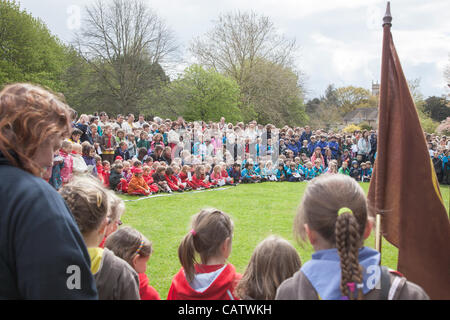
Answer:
[276,174,429,300]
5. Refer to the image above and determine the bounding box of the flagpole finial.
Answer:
[383,2,392,27]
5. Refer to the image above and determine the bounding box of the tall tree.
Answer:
[73,0,177,115]
[242,58,307,126]
[0,0,68,92]
[423,96,450,122]
[334,86,375,114]
[151,65,242,122]
[190,10,304,126]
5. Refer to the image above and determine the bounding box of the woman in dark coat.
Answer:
[0,83,98,299]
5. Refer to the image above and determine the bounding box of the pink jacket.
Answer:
[59,150,73,184]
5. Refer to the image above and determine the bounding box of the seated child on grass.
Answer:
[127,168,151,196]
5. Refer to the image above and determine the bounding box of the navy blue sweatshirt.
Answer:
[0,152,98,299]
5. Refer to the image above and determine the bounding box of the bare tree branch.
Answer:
[73,0,178,113]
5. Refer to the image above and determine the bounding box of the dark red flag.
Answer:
[367,2,450,299]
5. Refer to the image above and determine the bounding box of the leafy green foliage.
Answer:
[423,96,450,122]
[334,86,376,114]
[240,58,308,126]
[0,0,68,92]
[151,65,242,122]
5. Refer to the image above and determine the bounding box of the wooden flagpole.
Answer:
[374,1,393,254]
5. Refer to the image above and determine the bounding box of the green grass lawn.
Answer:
[120,182,450,299]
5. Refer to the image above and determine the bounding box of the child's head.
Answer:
[138,147,147,159]
[342,161,348,168]
[178,208,234,283]
[294,174,372,300]
[119,141,127,151]
[95,155,102,165]
[113,163,123,174]
[365,161,372,168]
[132,159,141,168]
[235,236,301,300]
[104,190,125,237]
[72,143,82,155]
[352,160,359,168]
[361,162,367,169]
[143,165,151,175]
[156,165,166,175]
[314,159,321,167]
[306,161,312,169]
[81,141,94,157]
[213,165,221,174]
[165,167,174,176]
[61,140,72,153]
[102,160,110,170]
[195,165,205,177]
[314,147,321,155]
[71,128,82,142]
[59,177,110,246]
[122,161,131,171]
[105,226,152,274]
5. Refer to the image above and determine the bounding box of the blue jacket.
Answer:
[313,165,323,176]
[287,143,299,156]
[0,152,98,299]
[300,131,312,143]
[307,141,318,155]
[274,168,284,180]
[327,141,339,158]
[241,168,257,179]
[301,247,380,300]
[317,140,328,156]
[305,168,316,179]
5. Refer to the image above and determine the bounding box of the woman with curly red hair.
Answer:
[0,83,98,299]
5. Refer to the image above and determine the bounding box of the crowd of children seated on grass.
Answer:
[45,112,432,301]
[46,113,387,195]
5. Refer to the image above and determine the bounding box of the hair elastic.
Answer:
[338,207,353,216]
[135,240,145,255]
[190,229,197,236]
[347,282,356,293]
[96,192,102,208]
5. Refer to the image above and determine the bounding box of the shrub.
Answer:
[342,123,361,133]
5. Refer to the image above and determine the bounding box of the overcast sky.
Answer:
[17,0,450,99]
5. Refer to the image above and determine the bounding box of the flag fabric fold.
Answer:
[367,18,450,300]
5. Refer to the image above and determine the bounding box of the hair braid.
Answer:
[336,213,364,300]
